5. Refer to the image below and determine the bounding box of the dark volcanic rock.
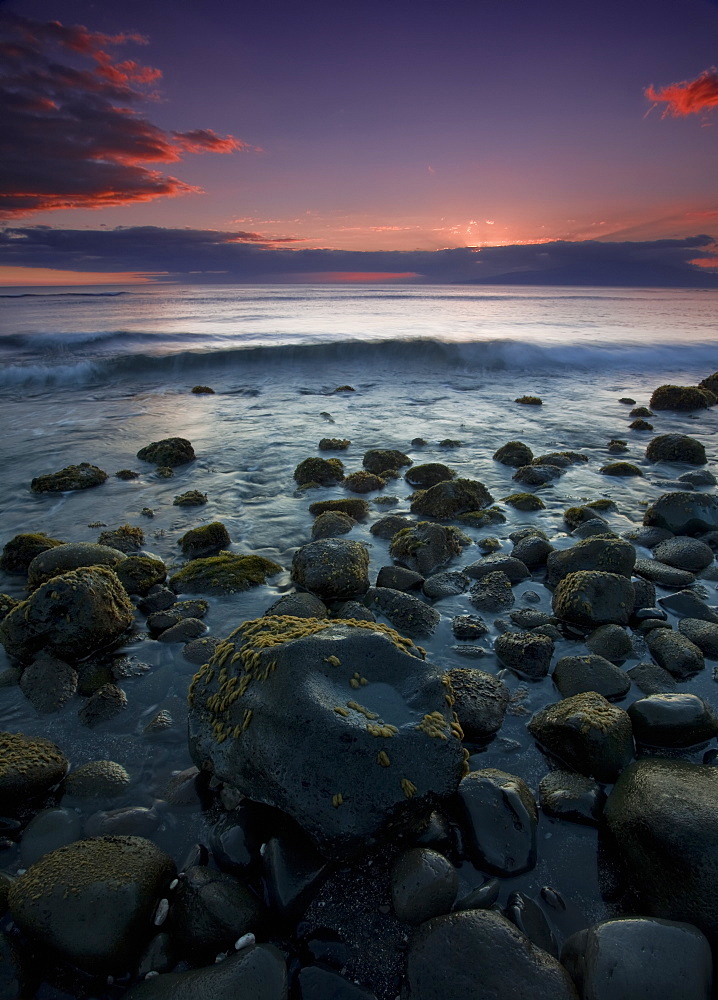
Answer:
[448,667,509,740]
[464,553,530,583]
[370,514,414,539]
[123,944,287,1000]
[31,463,107,493]
[410,478,494,518]
[633,558,696,589]
[363,449,412,474]
[405,908,578,1000]
[678,618,718,657]
[552,654,630,701]
[469,570,515,613]
[422,570,469,600]
[546,537,636,588]
[179,522,231,558]
[552,571,634,627]
[652,536,714,572]
[137,437,195,467]
[188,618,465,857]
[27,541,125,588]
[265,592,329,619]
[644,492,718,534]
[19,652,78,713]
[405,463,455,488]
[311,510,355,539]
[451,614,489,640]
[390,521,466,576]
[628,693,718,747]
[171,553,282,597]
[538,770,605,826]
[493,440,534,467]
[494,630,554,678]
[645,433,707,465]
[390,847,458,925]
[585,624,633,662]
[644,628,704,679]
[626,661,677,695]
[365,587,441,637]
[294,456,344,487]
[512,534,553,568]
[376,565,425,592]
[527,692,634,782]
[0,731,68,814]
[649,384,715,411]
[512,464,562,485]
[168,865,260,964]
[0,533,64,575]
[292,539,370,601]
[658,590,718,622]
[457,769,538,876]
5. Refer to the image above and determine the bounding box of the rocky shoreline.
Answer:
[2,377,718,999]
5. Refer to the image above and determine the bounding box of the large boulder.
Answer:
[136,437,195,467]
[552,571,634,627]
[27,542,126,588]
[410,479,494,519]
[645,434,706,465]
[389,522,466,576]
[649,385,715,411]
[546,537,636,587]
[291,539,370,601]
[188,617,466,857]
[603,759,718,944]
[644,492,718,535]
[0,566,134,662]
[8,836,175,974]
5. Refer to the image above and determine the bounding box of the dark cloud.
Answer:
[646,68,718,116]
[0,227,716,287]
[0,13,249,217]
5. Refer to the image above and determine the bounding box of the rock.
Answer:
[464,553,530,583]
[365,587,440,637]
[494,630,554,678]
[469,571,515,613]
[30,462,107,493]
[603,759,718,943]
[503,492,546,511]
[0,731,68,814]
[553,654,630,701]
[678,618,718,657]
[645,434,707,465]
[628,693,718,747]
[390,521,467,576]
[344,470,386,493]
[538,770,605,826]
[20,807,83,867]
[123,944,287,1000]
[179,522,231,558]
[658,590,718,622]
[27,541,126,588]
[410,479,494,519]
[147,600,209,632]
[8,836,175,974]
[585,624,633,662]
[18,651,78,713]
[65,760,130,798]
[546,537,636,588]
[644,628,704,679]
[157,618,206,643]
[633,558,696,588]
[312,511,356,538]
[390,847,458,925]
[84,805,161,839]
[652,537,714,572]
[0,566,134,662]
[294,456,345,487]
[292,539,370,601]
[97,524,144,552]
[173,490,208,506]
[0,533,63,575]
[572,519,617,539]
[171,553,282,596]
[405,908,578,1000]
[448,668,509,740]
[188,617,465,857]
[457,769,537,876]
[168,865,260,964]
[79,682,127,727]
[116,555,167,596]
[627,661,677,695]
[631,577,657,611]
[310,498,370,521]
[262,828,326,919]
[137,437,195,467]
[451,614,489,639]
[527,692,634,782]
[649,384,715,411]
[512,464,562,485]
[319,437,350,450]
[600,461,644,477]
[370,514,415,539]
[608,438,629,452]
[297,966,376,999]
[630,418,653,430]
[512,534,553,567]
[623,525,674,548]
[191,384,215,393]
[265,593,329,618]
[493,440,534,467]
[563,503,612,530]
[515,395,543,405]
[363,449,412,474]
[183,636,221,664]
[422,571,469,600]
[561,917,712,1000]
[405,463,455,488]
[510,608,555,629]
[552,571,634,627]
[376,566,425,591]
[679,469,716,486]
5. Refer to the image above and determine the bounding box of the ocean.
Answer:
[1,282,717,996]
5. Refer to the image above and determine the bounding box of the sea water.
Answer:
[0,283,717,994]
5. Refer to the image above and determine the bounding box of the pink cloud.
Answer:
[646,68,718,117]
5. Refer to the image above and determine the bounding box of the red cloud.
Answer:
[646,68,718,116]
[0,13,250,217]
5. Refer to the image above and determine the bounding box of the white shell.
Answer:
[234,932,255,951]
[153,898,169,926]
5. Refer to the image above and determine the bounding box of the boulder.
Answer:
[390,848,458,925]
[546,537,636,588]
[552,654,630,701]
[457,769,537,876]
[494,631,554,678]
[405,464,455,488]
[552,571,634,627]
[18,652,78,713]
[469,570,515,613]
[538,770,605,826]
[0,533,64,575]
[115,555,167,596]
[136,437,195,467]
[292,539,369,601]
[30,463,107,493]
[628,693,718,747]
[123,945,287,1000]
[171,553,282,596]
[168,865,260,964]
[390,521,466,576]
[311,511,355,539]
[97,524,144,552]
[464,553,530,583]
[512,534,553,567]
[410,479,494,519]
[644,628,704,679]
[363,449,412,474]
[447,668,509,740]
[310,498,370,521]
[188,617,466,857]
[678,618,718,657]
[27,541,126,588]
[493,441,534,467]
[0,731,68,814]
[649,384,715,411]
[376,565,425,592]
[626,661,677,695]
[512,464,562,485]
[0,566,134,662]
[344,470,386,493]
[652,537,714,572]
[422,571,469,600]
[585,624,633,662]
[179,522,231,558]
[265,593,329,619]
[633,558,695,589]
[365,587,440,638]
[645,434,706,465]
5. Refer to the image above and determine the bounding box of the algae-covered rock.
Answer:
[19,652,78,713]
[344,470,386,493]
[173,490,208,507]
[405,463,455,488]
[30,463,107,493]
[97,524,144,553]
[629,418,653,430]
[191,385,215,394]
[494,631,554,678]
[115,555,167,596]
[365,586,441,638]
[390,521,467,576]
[65,760,131,798]
[115,469,139,480]
[649,384,715,411]
[410,479,494,519]
[515,395,543,405]
[644,628,704,679]
[311,511,356,539]
[292,539,369,601]
[171,553,282,596]
[552,571,634,627]
[27,541,126,588]
[179,521,231,558]
[0,566,134,662]
[645,434,706,465]
[644,492,718,534]
[294,456,344,487]
[563,501,614,530]
[0,533,64,575]
[493,441,534,467]
[319,437,350,450]
[136,437,195,467]
[0,731,68,813]
[0,594,19,621]
[370,514,415,539]
[363,449,412,474]
[448,668,508,740]
[600,462,644,477]
[546,537,636,587]
[512,464,561,486]
[8,836,175,974]
[502,492,546,511]
[188,616,466,857]
[309,498,370,521]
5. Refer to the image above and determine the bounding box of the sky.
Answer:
[0,0,717,285]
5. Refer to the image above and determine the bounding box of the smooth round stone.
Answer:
[469,571,515,613]
[390,847,458,925]
[658,590,718,622]
[20,807,83,867]
[375,565,424,591]
[168,866,261,964]
[511,535,553,568]
[644,629,704,679]
[506,891,558,956]
[262,831,326,919]
[627,661,677,695]
[678,618,718,658]
[652,537,714,573]
[422,571,469,600]
[538,770,606,826]
[457,769,537,876]
[157,618,207,643]
[26,542,124,587]
[633,558,696,589]
[553,654,630,701]
[585,624,634,662]
[628,693,718,747]
[561,917,712,1000]
[464,554,530,583]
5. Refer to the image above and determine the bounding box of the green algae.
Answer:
[319,438,350,450]
[97,524,144,552]
[502,493,546,511]
[344,470,386,493]
[308,498,370,520]
[136,437,195,467]
[173,490,208,506]
[0,533,64,575]
[171,552,282,596]
[31,464,107,493]
[115,555,166,596]
[294,456,344,486]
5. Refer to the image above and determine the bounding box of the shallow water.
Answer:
[1,283,717,997]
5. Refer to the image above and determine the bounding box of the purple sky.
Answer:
[1,0,717,282]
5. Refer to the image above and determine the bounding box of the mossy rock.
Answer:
[515,396,542,405]
[308,498,370,521]
[0,594,19,621]
[312,511,356,539]
[0,533,64,575]
[502,493,546,511]
[171,553,282,595]
[31,463,107,493]
[411,479,494,519]
[97,524,145,553]
[0,731,68,813]
[646,434,707,465]
[439,439,461,448]
[294,457,344,487]
[28,542,126,588]
[344,470,386,493]
[65,760,131,798]
[136,437,195,467]
[115,556,167,596]
[115,469,139,480]
[173,490,208,507]
[319,438,350,450]
[155,466,174,478]
[630,419,653,431]
[291,538,370,601]
[363,449,412,475]
[179,522,231,558]
[563,501,615,529]
[629,406,653,417]
[405,463,455,489]
[455,508,507,527]
[649,384,716,411]
[493,441,533,467]
[191,385,215,394]
[699,371,718,395]
[600,462,643,477]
